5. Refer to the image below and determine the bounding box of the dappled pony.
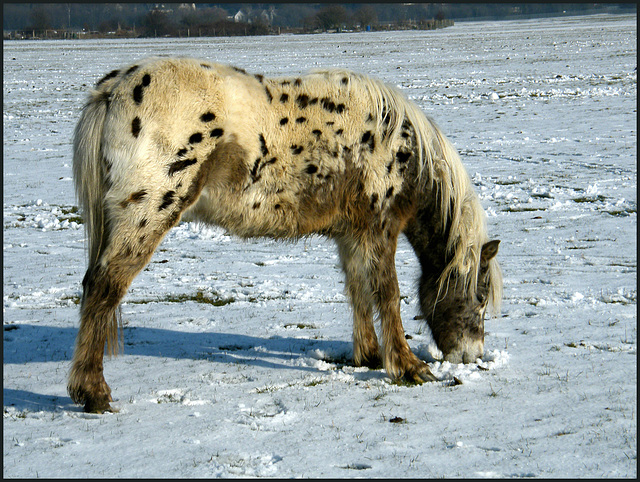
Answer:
[69,57,502,413]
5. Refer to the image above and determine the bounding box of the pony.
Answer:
[68,57,502,413]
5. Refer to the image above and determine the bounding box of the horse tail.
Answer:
[73,90,110,279]
[72,89,122,354]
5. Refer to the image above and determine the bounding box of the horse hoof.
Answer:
[84,398,117,414]
[403,363,437,384]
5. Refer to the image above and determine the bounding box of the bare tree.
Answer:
[354,5,378,28]
[29,5,52,31]
[315,5,349,30]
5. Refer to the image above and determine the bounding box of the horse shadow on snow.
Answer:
[3,322,374,413]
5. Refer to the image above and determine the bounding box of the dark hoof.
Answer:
[401,363,438,384]
[69,381,115,414]
[84,397,118,414]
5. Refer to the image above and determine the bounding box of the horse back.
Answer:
[95,57,419,239]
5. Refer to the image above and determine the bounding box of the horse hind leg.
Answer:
[68,165,210,413]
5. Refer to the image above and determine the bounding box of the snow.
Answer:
[3,14,636,478]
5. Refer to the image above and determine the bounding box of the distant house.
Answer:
[233,10,246,23]
[231,8,274,25]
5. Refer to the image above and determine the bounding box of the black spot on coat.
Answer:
[168,158,198,176]
[321,98,336,113]
[131,117,141,138]
[250,158,262,182]
[133,84,144,104]
[200,112,216,122]
[189,133,203,144]
[96,69,119,86]
[159,191,175,211]
[296,94,309,109]
[280,117,289,126]
[370,193,379,210]
[131,190,147,201]
[280,93,289,103]
[210,128,224,138]
[361,131,375,152]
[396,151,412,163]
[124,65,139,77]
[259,134,268,155]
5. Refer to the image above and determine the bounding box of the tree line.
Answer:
[3,3,635,39]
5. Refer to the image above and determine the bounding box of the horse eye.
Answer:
[476,292,486,304]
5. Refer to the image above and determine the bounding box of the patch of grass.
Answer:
[254,385,279,394]
[572,195,607,203]
[284,322,316,329]
[504,206,545,213]
[58,205,83,224]
[494,179,521,185]
[339,463,372,470]
[128,291,235,307]
[606,208,637,217]
[488,384,502,397]
[60,294,81,305]
[303,379,327,388]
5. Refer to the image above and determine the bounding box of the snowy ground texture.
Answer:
[3,14,636,478]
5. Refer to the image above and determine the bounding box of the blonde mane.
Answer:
[321,70,503,313]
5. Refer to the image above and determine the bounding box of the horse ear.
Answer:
[480,240,500,267]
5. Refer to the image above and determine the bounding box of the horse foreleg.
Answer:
[337,238,381,369]
[372,236,436,384]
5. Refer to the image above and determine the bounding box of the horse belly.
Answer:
[183,166,342,239]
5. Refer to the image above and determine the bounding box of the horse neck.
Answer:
[406,178,454,280]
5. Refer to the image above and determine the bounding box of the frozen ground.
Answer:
[3,14,636,478]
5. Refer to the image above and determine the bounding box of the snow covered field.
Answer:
[3,14,636,477]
